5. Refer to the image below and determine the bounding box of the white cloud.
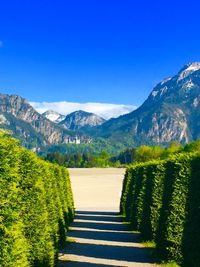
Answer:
[0,40,3,47]
[30,101,136,120]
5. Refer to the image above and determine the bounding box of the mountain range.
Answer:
[1,62,200,152]
[93,62,200,147]
[0,94,89,148]
[43,109,105,130]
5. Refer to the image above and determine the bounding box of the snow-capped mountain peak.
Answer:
[42,110,65,123]
[178,62,200,81]
[160,77,172,85]
[59,110,105,130]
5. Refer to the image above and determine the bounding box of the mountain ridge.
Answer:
[59,110,105,130]
[42,110,65,123]
[92,62,200,147]
[0,94,89,147]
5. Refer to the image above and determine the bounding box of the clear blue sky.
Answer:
[0,0,200,106]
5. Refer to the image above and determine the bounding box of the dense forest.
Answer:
[42,140,200,168]
[0,131,74,267]
[120,151,200,266]
[44,150,116,168]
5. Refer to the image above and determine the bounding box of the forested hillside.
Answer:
[120,152,200,266]
[0,131,74,267]
[42,140,200,168]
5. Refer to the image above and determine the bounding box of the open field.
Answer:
[68,168,126,212]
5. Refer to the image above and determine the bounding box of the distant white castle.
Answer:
[67,136,81,144]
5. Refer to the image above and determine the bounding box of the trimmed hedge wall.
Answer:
[120,153,200,266]
[0,134,74,267]
[182,157,200,267]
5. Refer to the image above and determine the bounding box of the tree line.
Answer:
[43,140,200,168]
[44,150,121,168]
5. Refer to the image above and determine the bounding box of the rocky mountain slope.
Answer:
[59,110,105,130]
[42,110,65,123]
[94,62,200,146]
[0,94,88,147]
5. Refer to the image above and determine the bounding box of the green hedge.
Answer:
[120,167,135,219]
[140,161,166,241]
[120,153,200,266]
[0,133,74,267]
[130,164,148,230]
[182,157,200,267]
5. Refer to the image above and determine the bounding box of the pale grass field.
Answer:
[68,168,126,212]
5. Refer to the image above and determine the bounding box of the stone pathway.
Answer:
[58,169,157,267]
[58,211,157,266]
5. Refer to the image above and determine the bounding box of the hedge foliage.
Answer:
[0,133,74,267]
[120,153,200,266]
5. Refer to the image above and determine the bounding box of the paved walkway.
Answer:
[58,168,157,267]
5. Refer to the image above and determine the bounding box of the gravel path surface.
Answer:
[58,168,158,267]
